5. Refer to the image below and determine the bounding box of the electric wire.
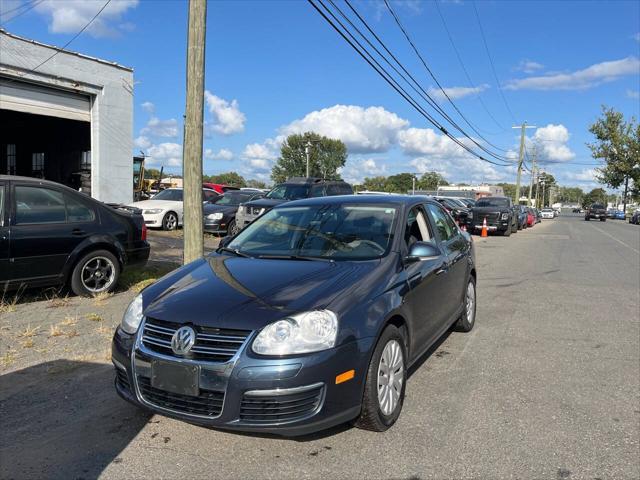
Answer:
[0,0,44,24]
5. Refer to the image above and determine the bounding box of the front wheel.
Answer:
[585,217,590,221]
[162,211,178,231]
[600,218,606,222]
[227,219,239,237]
[454,276,476,332]
[502,226,511,236]
[356,325,407,432]
[70,249,120,297]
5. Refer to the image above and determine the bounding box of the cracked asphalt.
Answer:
[1,214,638,479]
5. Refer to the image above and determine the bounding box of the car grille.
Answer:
[115,368,130,392]
[239,384,324,423]
[137,376,224,417]
[141,317,251,362]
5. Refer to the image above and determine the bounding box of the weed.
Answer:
[65,329,79,338]
[119,262,178,293]
[86,313,103,322]
[17,325,39,338]
[0,350,16,367]
[96,324,112,336]
[93,291,113,307]
[60,316,78,327]
[46,292,70,308]
[21,338,35,348]
[49,324,64,337]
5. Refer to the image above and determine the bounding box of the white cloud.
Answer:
[280,105,409,153]
[205,148,233,161]
[397,127,468,157]
[141,117,179,138]
[35,0,139,38]
[141,101,155,114]
[633,33,640,42]
[531,124,575,162]
[627,89,640,99]
[133,135,151,150]
[563,169,597,182]
[515,59,545,74]
[428,84,489,101]
[204,91,246,135]
[147,143,182,167]
[339,157,388,184]
[240,137,283,173]
[506,57,640,90]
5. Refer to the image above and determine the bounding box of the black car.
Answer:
[203,190,265,236]
[585,203,607,221]
[629,211,640,225]
[433,197,471,228]
[235,177,353,230]
[0,176,149,297]
[112,195,477,436]
[470,196,517,236]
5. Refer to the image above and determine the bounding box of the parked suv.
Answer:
[0,176,149,296]
[584,203,607,221]
[235,177,353,230]
[470,196,517,236]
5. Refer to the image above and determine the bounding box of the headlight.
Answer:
[501,212,509,220]
[144,209,163,214]
[206,212,223,220]
[120,293,144,334]
[252,310,338,355]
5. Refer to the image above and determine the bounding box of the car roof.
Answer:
[275,194,434,208]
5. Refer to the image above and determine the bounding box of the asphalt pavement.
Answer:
[1,214,638,479]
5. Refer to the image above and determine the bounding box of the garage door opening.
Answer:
[0,110,92,194]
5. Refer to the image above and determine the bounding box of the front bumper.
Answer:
[203,219,227,234]
[112,325,373,436]
[141,212,165,228]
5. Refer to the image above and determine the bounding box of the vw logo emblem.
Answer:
[171,326,196,355]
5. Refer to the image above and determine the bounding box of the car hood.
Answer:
[128,200,181,210]
[244,198,287,209]
[143,255,379,331]
[203,204,238,215]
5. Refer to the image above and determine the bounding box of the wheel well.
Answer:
[69,243,123,275]
[470,268,477,281]
[386,315,409,354]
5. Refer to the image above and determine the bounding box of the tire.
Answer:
[227,219,239,237]
[356,325,407,432]
[70,249,120,297]
[502,226,511,237]
[454,276,476,332]
[518,222,523,231]
[162,211,178,231]
[511,221,518,234]
[585,217,590,221]
[600,218,606,222]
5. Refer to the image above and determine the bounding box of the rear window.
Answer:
[591,204,605,209]
[475,198,509,208]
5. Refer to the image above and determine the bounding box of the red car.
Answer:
[526,208,536,227]
[202,183,241,195]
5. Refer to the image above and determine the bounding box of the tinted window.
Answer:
[340,184,354,195]
[310,185,326,197]
[203,190,218,202]
[65,194,95,222]
[153,189,183,201]
[265,184,310,200]
[426,204,455,242]
[326,184,341,196]
[15,186,66,224]
[0,184,4,226]
[214,192,254,205]
[475,197,510,208]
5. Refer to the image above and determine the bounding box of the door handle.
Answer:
[72,228,86,236]
[435,263,449,275]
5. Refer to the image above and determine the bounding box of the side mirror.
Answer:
[405,241,441,264]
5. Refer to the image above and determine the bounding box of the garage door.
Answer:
[0,78,91,122]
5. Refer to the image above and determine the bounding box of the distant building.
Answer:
[436,184,504,199]
[0,29,133,203]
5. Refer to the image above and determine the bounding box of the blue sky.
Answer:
[2,0,639,190]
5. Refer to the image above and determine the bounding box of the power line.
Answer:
[5,0,111,83]
[0,0,44,24]
[309,0,513,167]
[433,0,507,133]
[382,0,509,152]
[472,1,519,124]
[335,0,510,162]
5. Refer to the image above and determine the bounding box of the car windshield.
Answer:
[591,204,605,209]
[265,184,310,200]
[152,189,183,201]
[475,198,509,208]
[214,192,255,206]
[227,203,397,260]
[542,208,553,212]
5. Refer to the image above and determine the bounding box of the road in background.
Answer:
[1,215,638,479]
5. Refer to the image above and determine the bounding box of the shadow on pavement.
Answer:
[0,360,151,480]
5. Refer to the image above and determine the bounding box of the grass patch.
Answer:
[119,262,178,293]
[17,325,39,338]
[0,350,17,367]
[65,329,79,339]
[93,291,113,307]
[49,324,64,337]
[96,324,112,335]
[60,316,78,327]
[86,313,103,322]
[21,338,35,349]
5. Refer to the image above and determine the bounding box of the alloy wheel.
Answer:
[164,213,177,230]
[377,339,404,416]
[81,256,116,293]
[466,280,476,325]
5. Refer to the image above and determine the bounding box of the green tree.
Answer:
[417,171,449,191]
[588,107,639,213]
[245,179,268,189]
[362,176,388,191]
[271,132,347,183]
[557,186,585,204]
[581,188,608,208]
[144,168,162,179]
[204,172,246,187]
[384,173,415,193]
[497,183,516,201]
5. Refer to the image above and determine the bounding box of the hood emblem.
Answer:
[171,326,196,355]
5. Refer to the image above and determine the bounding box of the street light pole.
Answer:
[305,141,312,178]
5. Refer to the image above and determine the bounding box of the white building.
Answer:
[0,29,133,203]
[437,184,505,199]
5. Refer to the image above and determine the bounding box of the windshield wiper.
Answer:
[218,246,253,258]
[256,254,334,262]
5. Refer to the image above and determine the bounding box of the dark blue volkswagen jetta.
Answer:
[112,195,477,435]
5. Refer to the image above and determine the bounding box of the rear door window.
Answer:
[426,203,456,242]
[15,186,66,224]
[310,185,326,197]
[64,194,95,223]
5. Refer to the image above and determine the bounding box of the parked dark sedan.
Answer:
[203,190,264,236]
[0,176,149,297]
[112,195,477,436]
[433,196,471,228]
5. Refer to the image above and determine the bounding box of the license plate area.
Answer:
[151,360,199,397]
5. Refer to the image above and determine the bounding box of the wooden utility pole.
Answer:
[512,122,536,205]
[183,0,207,264]
[527,147,537,206]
